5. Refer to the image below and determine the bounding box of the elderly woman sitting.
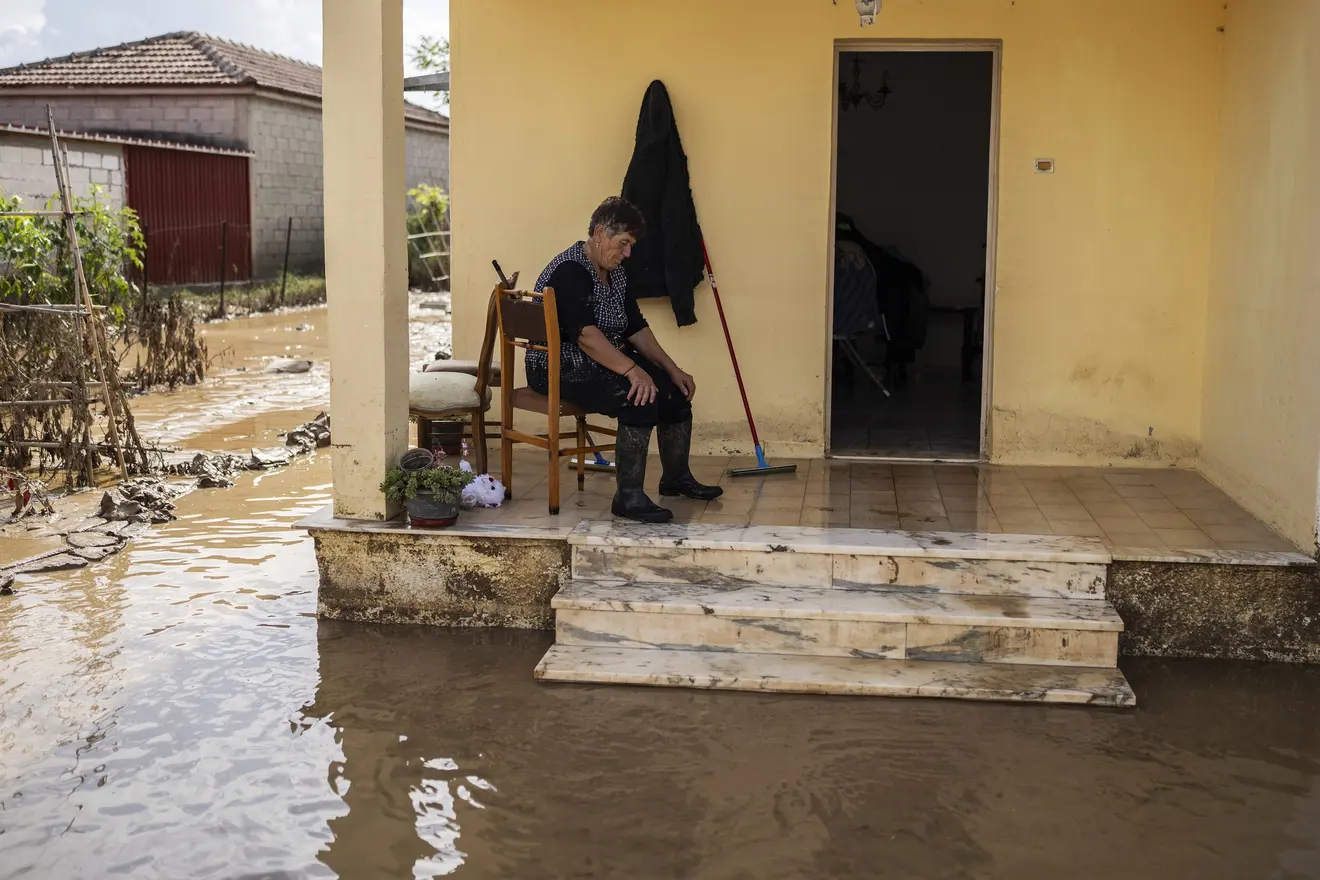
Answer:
[526,197,722,523]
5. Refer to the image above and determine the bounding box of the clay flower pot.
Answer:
[405,491,461,528]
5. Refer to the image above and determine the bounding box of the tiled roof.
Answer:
[0,31,449,127]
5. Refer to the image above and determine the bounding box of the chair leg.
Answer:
[471,412,488,475]
[416,418,432,453]
[576,416,586,492]
[547,416,561,516]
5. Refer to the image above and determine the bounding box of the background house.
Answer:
[0,31,449,284]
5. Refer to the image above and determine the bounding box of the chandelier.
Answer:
[835,0,881,26]
[839,56,892,111]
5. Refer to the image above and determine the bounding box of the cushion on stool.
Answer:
[423,358,502,383]
[408,371,491,413]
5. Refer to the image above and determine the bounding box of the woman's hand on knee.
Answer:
[669,367,696,401]
[625,364,659,406]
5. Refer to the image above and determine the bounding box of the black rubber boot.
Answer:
[658,418,724,501]
[611,424,673,523]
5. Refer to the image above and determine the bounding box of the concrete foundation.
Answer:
[1109,560,1320,664]
[311,525,568,630]
[304,509,1320,662]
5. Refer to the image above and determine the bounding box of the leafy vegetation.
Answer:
[1,187,144,319]
[1,186,202,480]
[380,464,474,503]
[407,183,450,290]
[410,36,450,107]
[176,274,327,319]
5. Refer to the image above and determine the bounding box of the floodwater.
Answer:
[4,303,1320,879]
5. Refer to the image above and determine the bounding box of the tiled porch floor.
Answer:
[452,449,1302,557]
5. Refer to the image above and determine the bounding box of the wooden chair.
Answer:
[496,287,617,514]
[407,287,501,474]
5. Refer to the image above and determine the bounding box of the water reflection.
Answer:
[298,619,1320,880]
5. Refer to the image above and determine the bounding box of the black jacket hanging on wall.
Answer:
[621,80,705,327]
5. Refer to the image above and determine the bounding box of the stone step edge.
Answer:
[534,645,1137,707]
[566,522,1112,565]
[552,579,1124,632]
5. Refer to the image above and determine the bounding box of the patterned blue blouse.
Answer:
[525,242,648,389]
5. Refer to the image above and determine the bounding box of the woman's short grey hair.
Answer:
[588,197,647,240]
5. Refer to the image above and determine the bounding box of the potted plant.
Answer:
[380,464,476,527]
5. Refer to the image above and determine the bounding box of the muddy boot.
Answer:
[658,418,724,501]
[611,424,673,523]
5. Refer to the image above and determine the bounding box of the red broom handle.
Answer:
[701,239,761,449]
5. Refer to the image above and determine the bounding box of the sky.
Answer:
[0,0,449,111]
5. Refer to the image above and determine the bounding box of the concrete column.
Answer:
[323,0,409,519]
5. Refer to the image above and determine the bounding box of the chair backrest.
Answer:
[472,285,501,399]
[496,288,549,340]
[497,285,558,344]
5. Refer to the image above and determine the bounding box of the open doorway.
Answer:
[829,48,996,459]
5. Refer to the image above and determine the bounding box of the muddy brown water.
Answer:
[4,302,1320,878]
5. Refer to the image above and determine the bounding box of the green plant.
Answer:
[0,187,143,319]
[380,464,475,503]
[406,183,450,289]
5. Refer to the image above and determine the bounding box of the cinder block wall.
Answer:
[0,132,125,210]
[1,90,449,281]
[248,94,326,278]
[248,92,450,279]
[405,125,450,195]
[0,94,247,149]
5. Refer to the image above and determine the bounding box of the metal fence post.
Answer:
[280,216,293,304]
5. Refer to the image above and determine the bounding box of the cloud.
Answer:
[0,0,448,77]
[0,0,47,63]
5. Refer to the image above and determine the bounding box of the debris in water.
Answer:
[283,413,331,453]
[19,552,89,574]
[167,452,249,488]
[265,358,313,374]
[99,478,183,525]
[66,532,121,550]
[2,415,332,582]
[71,544,120,562]
[62,516,108,534]
[3,469,56,522]
[250,447,294,469]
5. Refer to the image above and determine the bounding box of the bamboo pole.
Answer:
[70,313,97,487]
[57,136,148,467]
[46,109,127,481]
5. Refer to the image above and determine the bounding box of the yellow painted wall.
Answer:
[450,0,1223,461]
[1200,0,1320,551]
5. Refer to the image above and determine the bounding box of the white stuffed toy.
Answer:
[462,472,506,508]
[457,444,505,508]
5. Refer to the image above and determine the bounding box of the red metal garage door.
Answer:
[124,145,252,286]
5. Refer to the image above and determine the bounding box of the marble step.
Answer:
[554,579,1121,667]
[535,645,1137,707]
[568,522,1109,600]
